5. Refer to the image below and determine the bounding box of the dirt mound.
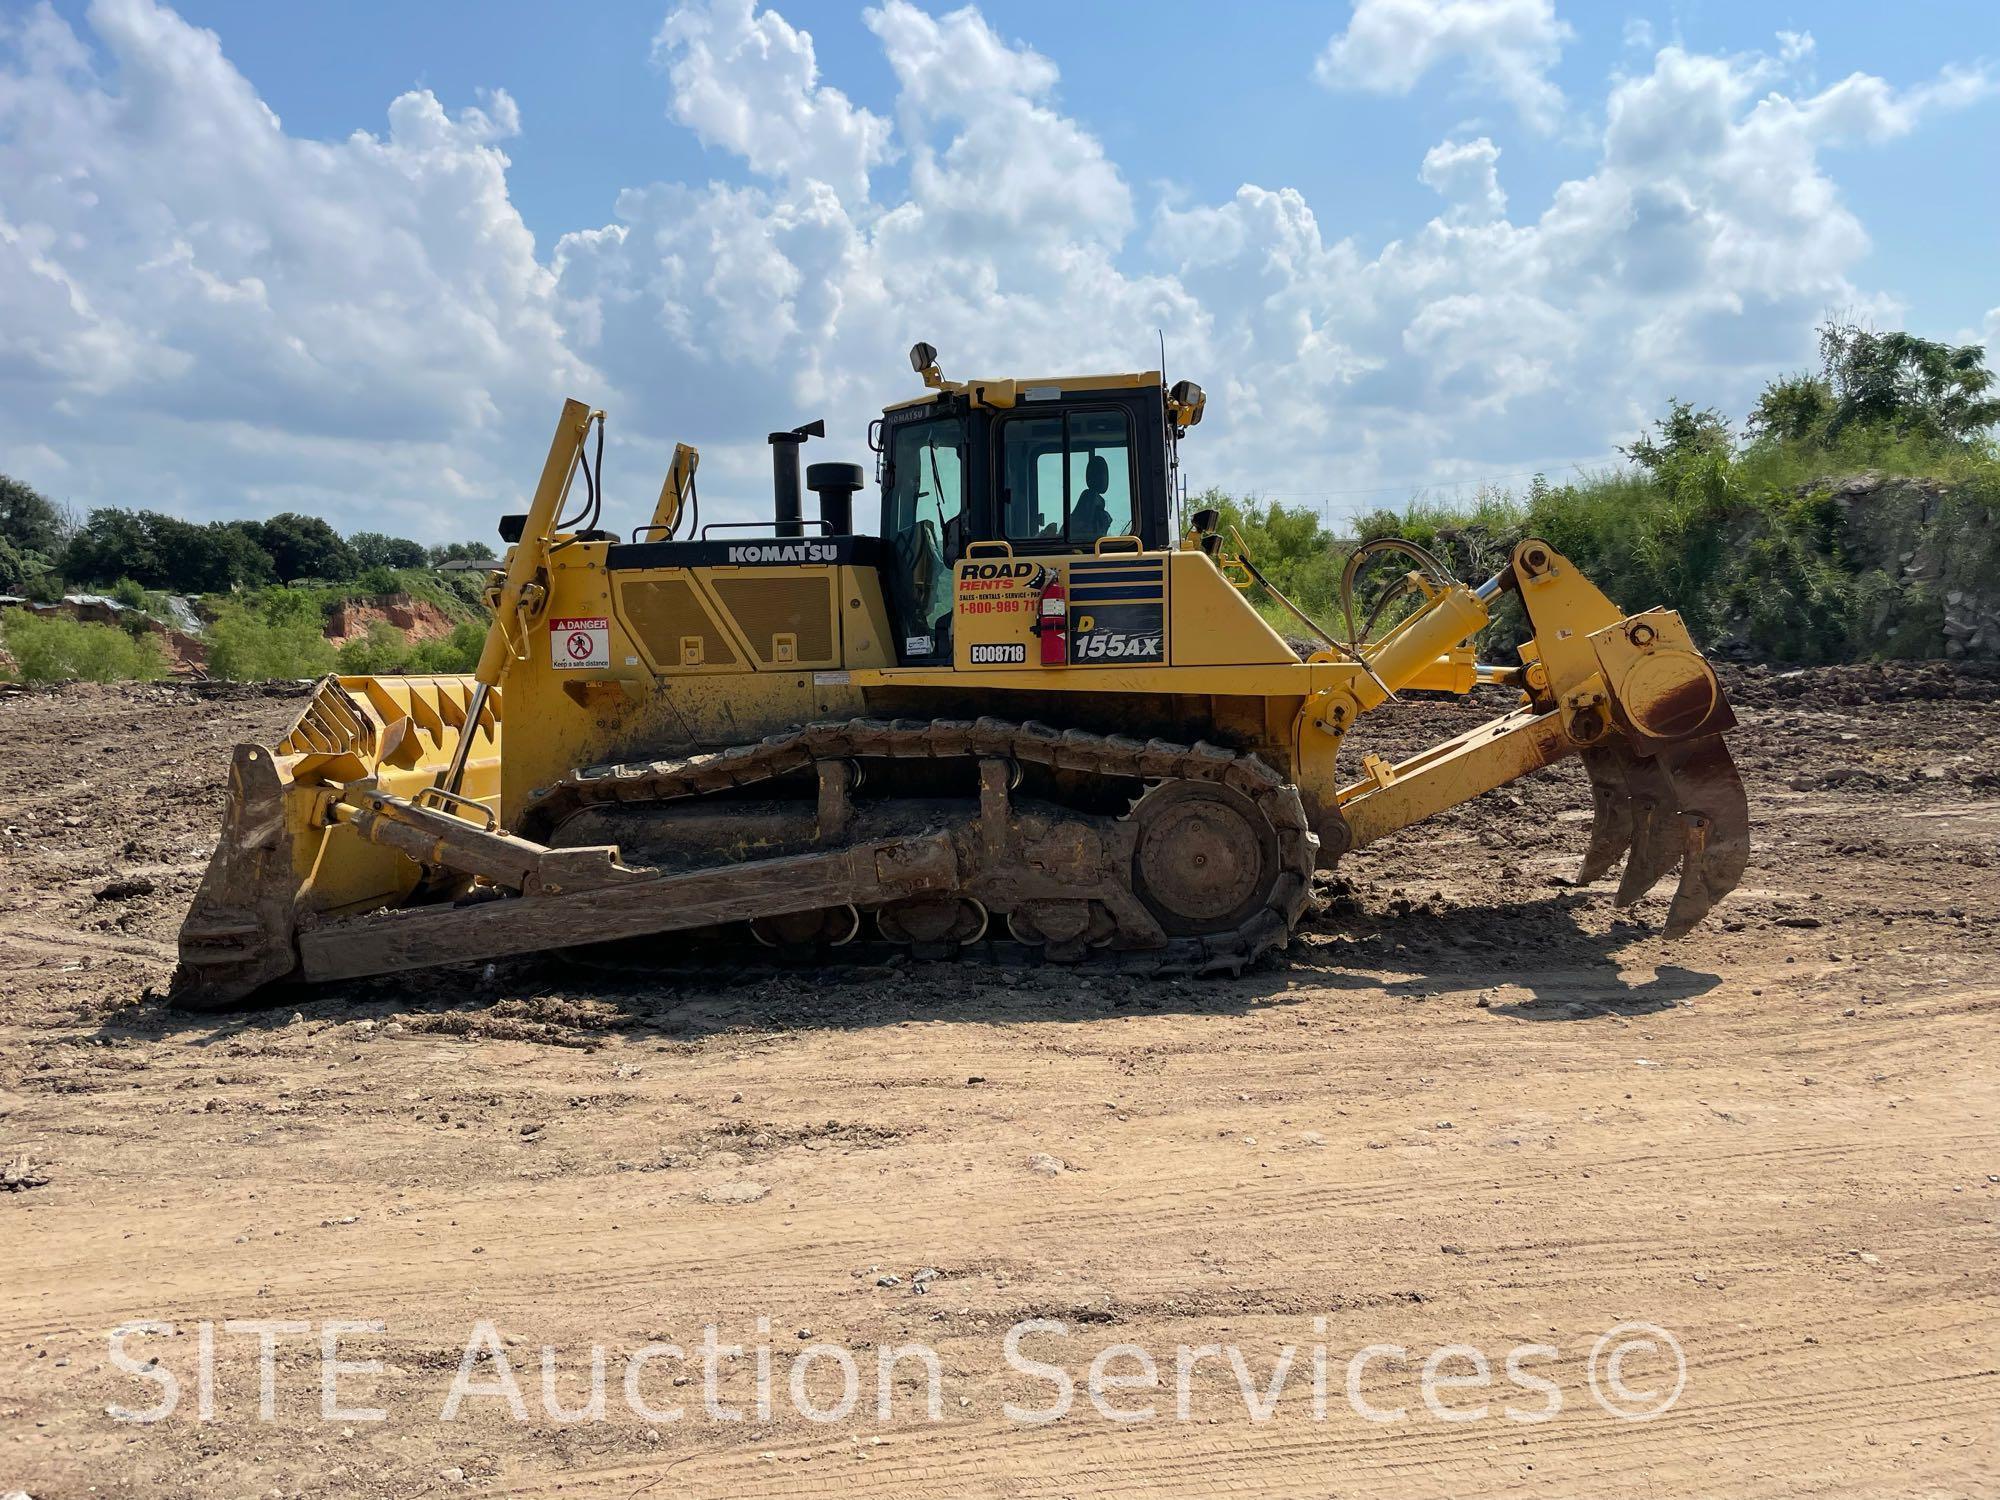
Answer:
[0,678,314,706]
[1721,658,2000,706]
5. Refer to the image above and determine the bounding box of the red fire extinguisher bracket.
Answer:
[1035,571,1068,666]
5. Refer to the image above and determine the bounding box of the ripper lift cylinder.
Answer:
[1365,580,1495,698]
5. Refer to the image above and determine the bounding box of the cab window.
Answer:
[1000,407,1134,545]
[883,413,965,655]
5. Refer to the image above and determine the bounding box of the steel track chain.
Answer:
[517,716,1319,976]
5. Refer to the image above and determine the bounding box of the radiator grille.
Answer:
[710,576,836,665]
[617,577,739,668]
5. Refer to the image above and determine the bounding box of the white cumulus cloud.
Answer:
[1314,0,1575,135]
[552,0,1184,503]
[1,0,1994,539]
[653,0,892,206]
[1419,136,1508,223]
[0,0,594,538]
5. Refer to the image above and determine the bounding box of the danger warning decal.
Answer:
[550,616,610,670]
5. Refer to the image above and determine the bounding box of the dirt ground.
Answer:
[2,666,1996,1499]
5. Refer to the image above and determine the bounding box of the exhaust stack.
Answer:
[769,419,824,539]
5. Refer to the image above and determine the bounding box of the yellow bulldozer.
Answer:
[173,344,1748,1009]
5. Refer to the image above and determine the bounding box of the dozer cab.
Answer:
[174,344,1748,1009]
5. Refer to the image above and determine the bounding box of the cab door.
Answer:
[878,409,967,664]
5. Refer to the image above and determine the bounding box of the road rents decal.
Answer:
[550,617,610,670]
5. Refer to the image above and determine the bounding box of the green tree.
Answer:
[251,513,359,582]
[146,515,238,593]
[0,475,68,556]
[1816,322,2000,443]
[62,508,158,588]
[210,521,278,589]
[350,531,428,569]
[1621,399,1733,477]
[162,520,211,590]
[426,539,497,566]
[1746,373,1834,445]
[61,509,273,593]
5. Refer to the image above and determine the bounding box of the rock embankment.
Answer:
[1825,471,1998,660]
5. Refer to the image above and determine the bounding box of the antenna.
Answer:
[1158,327,1182,539]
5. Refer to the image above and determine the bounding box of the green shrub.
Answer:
[1196,406,1999,665]
[390,565,486,617]
[2,612,168,682]
[205,601,337,680]
[336,619,413,675]
[434,568,491,608]
[407,619,487,674]
[110,576,150,610]
[330,618,486,676]
[196,575,491,679]
[354,564,403,597]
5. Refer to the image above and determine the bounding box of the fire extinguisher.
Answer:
[1034,569,1068,666]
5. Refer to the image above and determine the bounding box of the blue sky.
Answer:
[5,0,1998,539]
[138,0,2000,326]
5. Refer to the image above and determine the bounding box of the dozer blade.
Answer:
[172,743,305,1010]
[172,673,505,1011]
[1575,734,1748,936]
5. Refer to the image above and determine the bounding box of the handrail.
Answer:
[415,785,499,831]
[698,519,834,540]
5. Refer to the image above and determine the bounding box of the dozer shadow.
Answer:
[115,890,1716,1046]
[1296,890,1723,1019]
[121,945,1287,1047]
